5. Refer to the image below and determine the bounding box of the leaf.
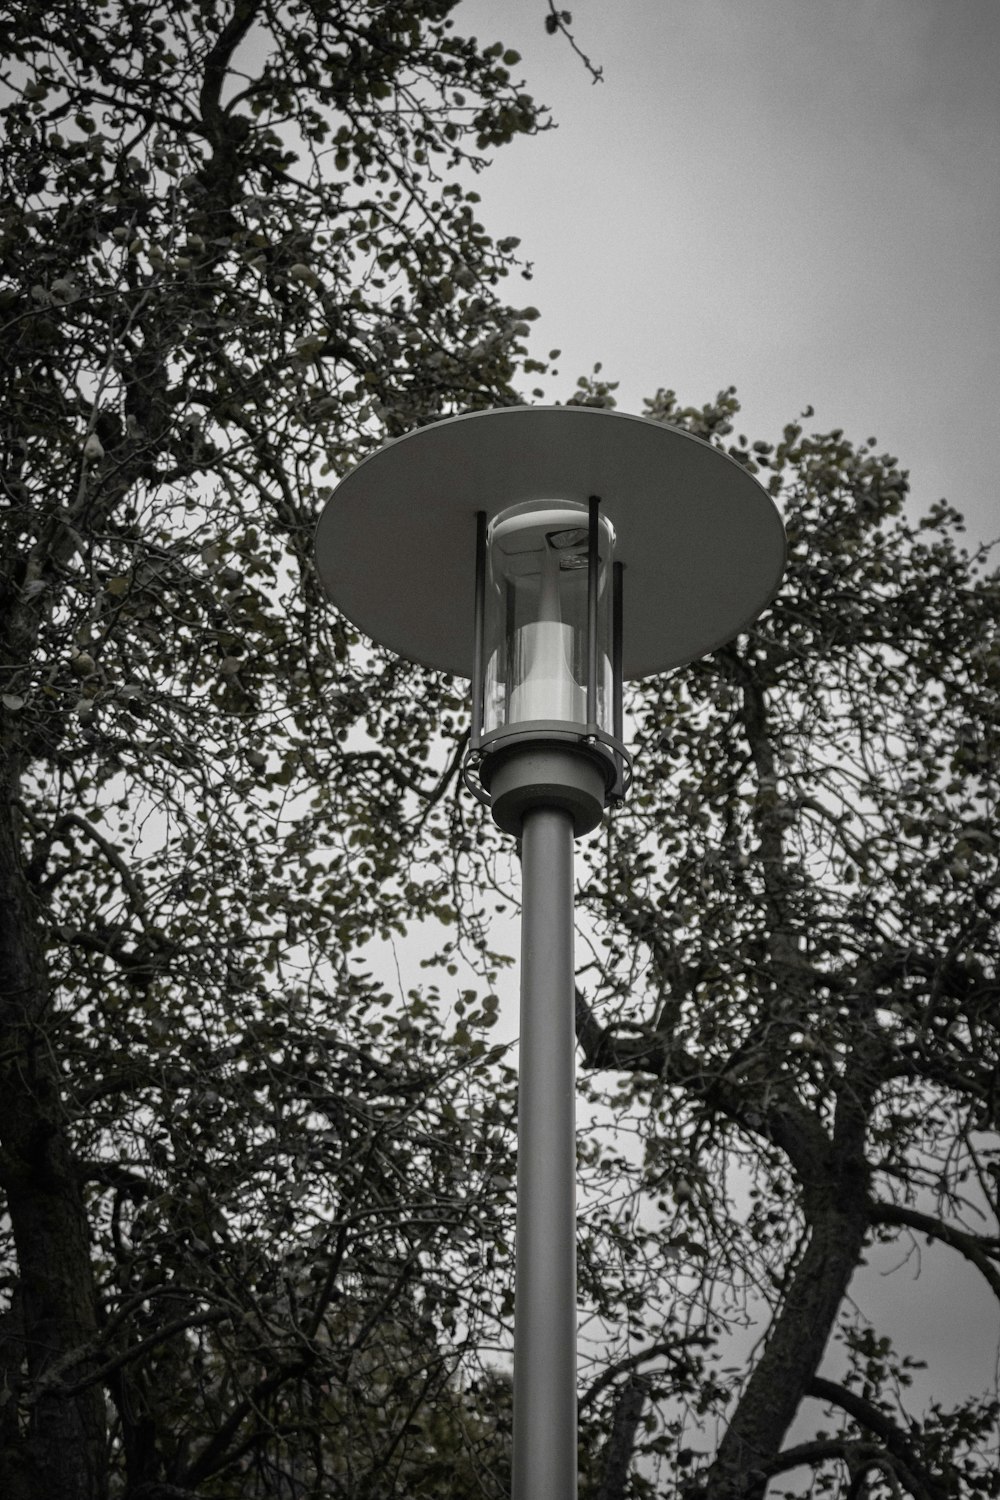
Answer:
[2,694,25,711]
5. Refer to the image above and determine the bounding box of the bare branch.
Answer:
[869,1200,1000,1298]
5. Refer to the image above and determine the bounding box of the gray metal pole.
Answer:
[513,803,578,1500]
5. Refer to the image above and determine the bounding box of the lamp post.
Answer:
[315,405,785,1500]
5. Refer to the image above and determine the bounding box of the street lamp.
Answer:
[315,405,785,1500]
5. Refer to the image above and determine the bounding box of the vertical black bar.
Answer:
[612,561,624,796]
[586,495,600,730]
[504,576,516,724]
[470,511,487,751]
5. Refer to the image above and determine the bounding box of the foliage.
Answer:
[0,1,543,1495]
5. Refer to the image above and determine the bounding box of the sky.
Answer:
[457,0,999,550]
[442,0,1000,1442]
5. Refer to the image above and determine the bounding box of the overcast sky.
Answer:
[447,0,1000,1434]
[458,0,999,550]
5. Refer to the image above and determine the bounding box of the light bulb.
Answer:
[507,539,585,724]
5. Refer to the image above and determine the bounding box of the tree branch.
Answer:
[760,1436,907,1494]
[806,1376,948,1500]
[45,1308,231,1399]
[579,1336,707,1412]
[199,0,263,135]
[574,984,829,1184]
[544,1,604,82]
[869,1200,1000,1298]
[595,1372,649,1500]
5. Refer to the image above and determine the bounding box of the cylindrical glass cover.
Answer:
[483,500,615,738]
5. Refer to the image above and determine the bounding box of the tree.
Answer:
[561,387,1000,1499]
[0,2,545,1495]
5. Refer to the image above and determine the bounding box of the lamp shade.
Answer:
[314,405,785,679]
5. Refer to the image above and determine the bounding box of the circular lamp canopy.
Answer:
[315,406,785,680]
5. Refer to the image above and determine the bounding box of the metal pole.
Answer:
[513,803,577,1500]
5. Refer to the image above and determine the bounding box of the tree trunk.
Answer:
[0,778,106,1500]
[700,1157,870,1500]
[595,1373,649,1500]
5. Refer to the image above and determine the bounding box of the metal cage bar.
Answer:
[504,574,516,725]
[612,560,624,798]
[470,511,487,752]
[586,495,600,729]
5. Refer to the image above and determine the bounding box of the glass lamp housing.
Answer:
[482,500,615,740]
